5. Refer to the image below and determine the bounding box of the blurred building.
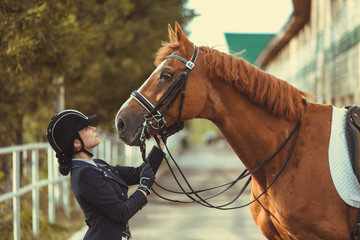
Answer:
[225,33,274,66]
[257,0,360,106]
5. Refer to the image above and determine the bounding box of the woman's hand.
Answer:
[138,163,155,195]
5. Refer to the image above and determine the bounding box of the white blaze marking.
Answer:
[115,60,167,131]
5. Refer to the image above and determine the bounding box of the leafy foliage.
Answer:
[65,0,196,131]
[0,0,196,146]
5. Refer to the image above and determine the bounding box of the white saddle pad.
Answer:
[329,106,360,208]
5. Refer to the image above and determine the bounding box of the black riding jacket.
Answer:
[70,146,163,240]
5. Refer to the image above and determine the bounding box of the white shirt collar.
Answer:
[72,158,98,167]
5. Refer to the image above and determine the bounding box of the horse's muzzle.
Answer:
[115,113,144,146]
[116,118,126,133]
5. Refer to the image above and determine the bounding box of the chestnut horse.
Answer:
[115,23,359,239]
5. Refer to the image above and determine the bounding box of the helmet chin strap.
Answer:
[73,133,94,158]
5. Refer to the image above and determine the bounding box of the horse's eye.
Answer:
[160,71,173,81]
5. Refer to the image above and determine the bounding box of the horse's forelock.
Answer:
[154,42,180,66]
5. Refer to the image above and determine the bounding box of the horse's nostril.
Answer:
[117,118,126,132]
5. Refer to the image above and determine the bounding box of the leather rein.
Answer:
[130,45,307,209]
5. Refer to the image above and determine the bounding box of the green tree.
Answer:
[0,0,196,147]
[0,0,195,196]
[0,1,82,146]
[65,0,196,131]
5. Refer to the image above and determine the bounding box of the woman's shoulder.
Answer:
[93,158,108,166]
[72,164,104,179]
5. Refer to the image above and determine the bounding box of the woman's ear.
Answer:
[74,139,81,151]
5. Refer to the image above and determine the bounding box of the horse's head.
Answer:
[115,23,208,146]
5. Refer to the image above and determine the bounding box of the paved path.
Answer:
[69,144,266,240]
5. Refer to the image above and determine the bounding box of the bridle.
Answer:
[130,45,307,210]
[131,45,199,145]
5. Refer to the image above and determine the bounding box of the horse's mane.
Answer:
[155,43,309,121]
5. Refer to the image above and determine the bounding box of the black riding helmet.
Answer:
[46,109,96,157]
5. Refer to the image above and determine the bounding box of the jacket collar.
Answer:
[71,159,128,187]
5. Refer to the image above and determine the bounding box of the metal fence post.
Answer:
[32,149,39,237]
[13,151,20,240]
[124,145,132,166]
[62,177,70,216]
[54,161,61,206]
[105,139,111,164]
[47,148,55,223]
[112,143,118,165]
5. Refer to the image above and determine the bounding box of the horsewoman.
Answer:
[46,109,167,240]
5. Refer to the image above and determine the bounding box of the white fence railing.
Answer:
[0,131,181,240]
[0,132,139,240]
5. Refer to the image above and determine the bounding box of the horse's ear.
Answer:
[175,22,193,56]
[168,24,177,43]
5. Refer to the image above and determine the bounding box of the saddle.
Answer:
[345,105,360,184]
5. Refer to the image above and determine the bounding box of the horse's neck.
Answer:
[201,79,296,180]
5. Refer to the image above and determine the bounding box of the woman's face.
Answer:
[77,126,100,151]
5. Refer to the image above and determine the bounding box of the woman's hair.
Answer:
[56,152,72,176]
[56,139,76,176]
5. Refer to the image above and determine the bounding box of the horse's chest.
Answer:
[251,202,291,239]
[249,190,304,239]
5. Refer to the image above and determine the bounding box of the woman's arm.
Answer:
[78,167,147,223]
[115,146,164,185]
